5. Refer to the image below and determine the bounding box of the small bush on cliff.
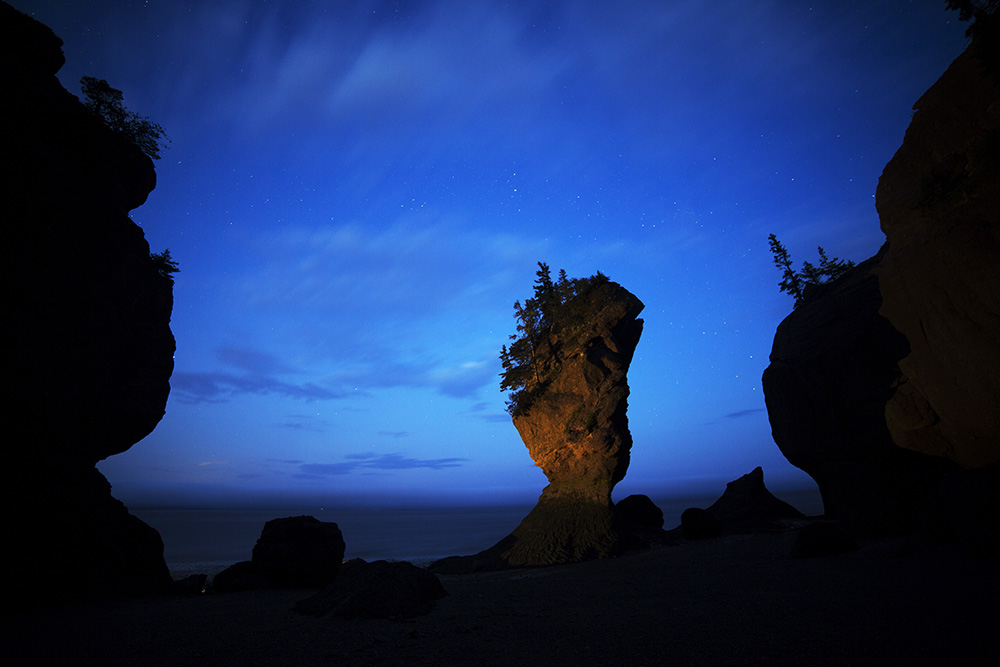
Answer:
[150,248,179,282]
[767,234,854,308]
[499,262,610,415]
[80,76,170,160]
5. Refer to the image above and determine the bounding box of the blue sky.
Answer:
[17,1,969,508]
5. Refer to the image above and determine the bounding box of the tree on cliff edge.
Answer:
[80,76,169,160]
[500,262,609,415]
[768,234,854,307]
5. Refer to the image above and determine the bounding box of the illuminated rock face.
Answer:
[500,281,645,566]
[2,3,174,601]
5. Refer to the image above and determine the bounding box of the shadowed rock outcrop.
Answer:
[434,279,644,570]
[678,468,806,538]
[703,467,806,532]
[1,3,174,601]
[251,516,346,588]
[761,251,954,535]
[214,516,346,592]
[763,29,1000,541]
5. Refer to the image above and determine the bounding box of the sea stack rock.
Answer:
[680,468,805,538]
[1,3,175,601]
[502,280,643,565]
[763,26,1000,542]
[484,279,644,568]
[703,467,806,533]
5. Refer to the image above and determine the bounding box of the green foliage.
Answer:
[150,248,179,282]
[80,76,170,159]
[499,262,610,415]
[767,234,855,308]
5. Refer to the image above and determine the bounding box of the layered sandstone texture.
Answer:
[500,281,645,566]
[1,2,175,600]
[874,35,1000,468]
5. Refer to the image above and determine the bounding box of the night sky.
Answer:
[16,1,969,508]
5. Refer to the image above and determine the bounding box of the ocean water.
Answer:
[132,489,824,580]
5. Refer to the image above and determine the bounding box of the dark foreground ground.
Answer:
[7,531,997,666]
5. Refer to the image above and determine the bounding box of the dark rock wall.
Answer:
[762,250,956,535]
[875,34,1000,469]
[763,31,1000,540]
[1,2,174,600]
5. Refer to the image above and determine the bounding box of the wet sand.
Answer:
[7,531,997,666]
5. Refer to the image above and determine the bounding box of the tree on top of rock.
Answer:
[499,262,609,415]
[80,76,170,160]
[767,234,855,308]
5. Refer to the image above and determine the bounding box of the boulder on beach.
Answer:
[294,559,447,619]
[616,494,665,529]
[214,516,346,592]
[680,507,721,540]
[252,516,346,588]
[213,561,271,593]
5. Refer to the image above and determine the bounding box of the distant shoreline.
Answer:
[130,489,825,580]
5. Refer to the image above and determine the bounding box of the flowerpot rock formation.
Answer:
[435,279,645,570]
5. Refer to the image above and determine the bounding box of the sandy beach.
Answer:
[8,530,997,667]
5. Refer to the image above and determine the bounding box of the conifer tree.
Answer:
[767,234,855,308]
[500,262,610,414]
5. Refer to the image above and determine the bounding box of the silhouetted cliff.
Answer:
[763,29,1000,546]
[1,2,175,601]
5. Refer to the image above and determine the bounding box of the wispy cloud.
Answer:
[297,452,468,477]
[217,346,298,375]
[723,408,766,419]
[171,371,345,404]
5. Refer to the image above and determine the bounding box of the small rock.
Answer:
[213,561,269,593]
[616,494,664,529]
[294,559,447,619]
[681,507,721,540]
